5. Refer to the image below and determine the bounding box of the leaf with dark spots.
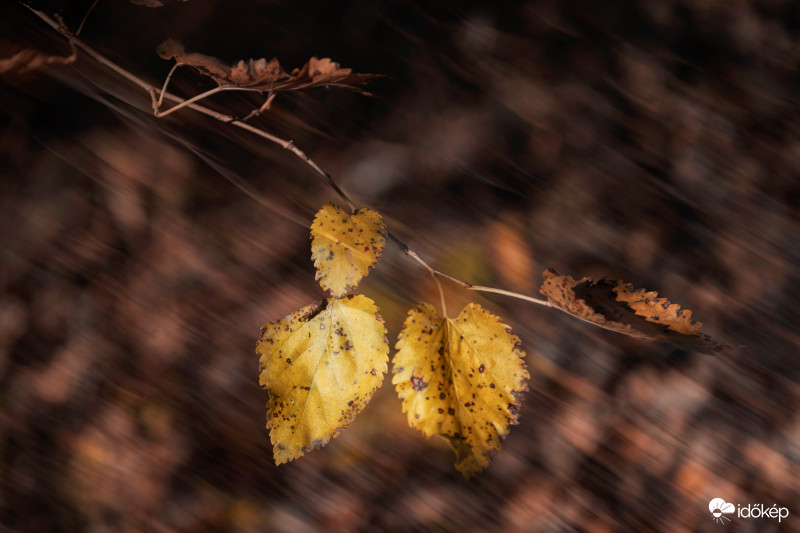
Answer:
[410,375,428,391]
[256,295,388,465]
[392,302,529,477]
[540,269,728,353]
[310,204,387,297]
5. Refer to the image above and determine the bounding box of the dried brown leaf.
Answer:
[243,56,379,93]
[229,58,286,87]
[292,57,381,93]
[155,38,185,60]
[540,269,727,353]
[156,39,230,83]
[156,42,380,94]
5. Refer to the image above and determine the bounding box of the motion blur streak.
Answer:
[1,1,798,531]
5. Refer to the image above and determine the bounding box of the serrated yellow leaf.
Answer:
[392,303,528,477]
[310,203,387,297]
[257,295,389,464]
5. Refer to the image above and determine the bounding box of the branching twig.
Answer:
[390,234,551,307]
[241,92,277,122]
[152,60,181,111]
[26,5,554,313]
[26,6,331,191]
[150,62,272,118]
[153,85,265,118]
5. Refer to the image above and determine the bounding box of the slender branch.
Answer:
[469,286,551,307]
[323,172,357,212]
[388,236,467,286]
[241,91,277,122]
[27,5,556,315]
[435,270,473,288]
[155,85,238,118]
[401,247,434,275]
[25,6,344,200]
[391,232,549,307]
[153,75,268,118]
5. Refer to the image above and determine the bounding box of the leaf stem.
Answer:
[153,61,182,111]
[241,92,277,121]
[396,244,450,314]
[469,286,552,307]
[433,274,448,319]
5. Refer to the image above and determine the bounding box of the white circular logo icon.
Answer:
[709,498,735,524]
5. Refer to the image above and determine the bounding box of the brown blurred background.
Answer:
[1,1,798,531]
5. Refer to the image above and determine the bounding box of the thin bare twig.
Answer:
[469,286,551,307]
[75,0,100,36]
[153,61,181,111]
[241,92,278,121]
[154,85,265,118]
[150,64,270,118]
[390,237,550,309]
[27,5,555,315]
[26,6,337,196]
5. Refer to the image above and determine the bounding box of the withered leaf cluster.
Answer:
[157,38,380,94]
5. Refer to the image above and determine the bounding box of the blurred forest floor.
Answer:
[1,1,799,532]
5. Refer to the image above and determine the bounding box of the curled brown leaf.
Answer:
[156,41,380,94]
[540,269,728,353]
[155,38,185,60]
[156,39,229,82]
[229,58,286,86]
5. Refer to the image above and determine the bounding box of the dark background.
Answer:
[1,1,798,531]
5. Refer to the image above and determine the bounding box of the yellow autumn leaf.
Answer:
[257,295,389,465]
[392,302,529,477]
[310,203,387,297]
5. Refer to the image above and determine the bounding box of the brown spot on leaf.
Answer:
[410,375,428,391]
